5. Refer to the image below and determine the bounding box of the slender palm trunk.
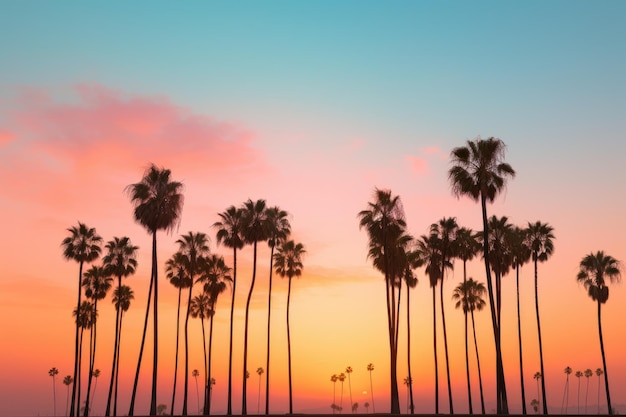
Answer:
[243,242,260,415]
[340,380,345,413]
[578,378,581,414]
[227,247,237,415]
[67,384,71,417]
[516,266,527,415]
[440,273,454,414]
[286,276,294,414]
[194,376,200,415]
[432,285,439,414]
[369,370,375,413]
[106,276,122,416]
[534,260,548,414]
[85,298,99,417]
[170,287,183,416]
[406,285,414,415]
[347,373,353,414]
[470,309,485,414]
[597,375,601,414]
[71,261,85,417]
[206,308,215,415]
[333,382,337,414]
[389,277,400,414]
[53,375,57,417]
[150,231,159,416]
[78,327,84,417]
[598,301,612,415]
[113,312,124,416]
[561,376,569,414]
[199,316,208,415]
[91,376,99,411]
[183,279,194,416]
[265,246,275,415]
[462,261,473,415]
[585,377,590,414]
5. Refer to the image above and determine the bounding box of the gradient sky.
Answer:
[1,1,625,416]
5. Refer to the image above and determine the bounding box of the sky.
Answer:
[1,1,625,416]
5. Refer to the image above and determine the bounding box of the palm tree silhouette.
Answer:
[192,369,200,415]
[403,377,412,414]
[190,292,212,414]
[64,376,73,417]
[111,284,133,415]
[274,239,306,414]
[533,372,542,412]
[449,137,515,414]
[256,367,264,414]
[127,164,183,416]
[584,368,593,413]
[530,399,539,414]
[526,221,555,414]
[165,251,192,416]
[338,373,346,413]
[364,402,370,414]
[345,367,354,414]
[91,369,101,413]
[576,370,583,413]
[577,251,621,416]
[367,364,375,413]
[263,207,290,414]
[73,301,96,417]
[50,367,60,417]
[402,259,418,416]
[596,368,604,414]
[561,366,572,414]
[352,403,359,413]
[178,231,210,416]
[62,222,102,417]
[213,205,245,415]
[102,236,138,417]
[331,375,338,414]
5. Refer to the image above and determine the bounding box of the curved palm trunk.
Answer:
[242,241,259,415]
[286,277,294,414]
[534,260,548,414]
[597,301,612,415]
[462,262,473,415]
[432,285,439,414]
[516,266,527,415]
[206,307,216,415]
[470,309,485,414]
[170,287,183,416]
[182,281,194,416]
[199,316,207,415]
[71,261,85,417]
[265,246,275,415]
[106,276,122,416]
[561,375,569,414]
[227,247,237,415]
[440,277,454,414]
[150,231,159,416]
[406,285,415,414]
[84,299,99,417]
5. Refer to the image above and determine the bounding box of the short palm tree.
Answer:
[62,222,102,417]
[530,399,539,414]
[64,376,73,417]
[403,377,413,414]
[576,371,583,413]
[190,291,212,413]
[192,369,200,415]
[364,402,370,414]
[526,221,555,415]
[367,364,375,413]
[91,369,101,410]
[449,137,515,414]
[127,164,184,416]
[331,374,339,414]
[50,367,59,417]
[584,368,593,413]
[345,367,354,414]
[256,367,264,414]
[274,239,306,414]
[102,236,138,417]
[533,372,541,412]
[338,373,346,413]
[561,366,572,414]
[596,368,604,414]
[73,300,96,417]
[111,284,133,415]
[213,206,245,415]
[577,251,621,415]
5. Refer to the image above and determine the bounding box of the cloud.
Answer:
[404,145,448,176]
[405,155,429,175]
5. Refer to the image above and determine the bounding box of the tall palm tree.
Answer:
[338,373,346,413]
[73,300,96,417]
[165,252,192,416]
[192,370,200,415]
[452,281,473,415]
[256,367,264,414]
[577,251,621,416]
[240,199,269,414]
[177,232,210,416]
[449,137,515,414]
[358,189,406,414]
[367,364,375,413]
[64,376,73,417]
[331,375,339,414]
[584,368,593,414]
[596,368,604,414]
[103,236,138,417]
[274,239,306,414]
[526,221,555,415]
[454,227,481,415]
[127,164,184,416]
[190,292,212,414]
[213,205,245,415]
[403,377,413,414]
[403,259,418,415]
[483,215,513,335]
[576,371,583,414]
[561,366,572,414]
[91,369,101,412]
[533,372,542,412]
[50,367,60,417]
[62,222,102,417]
[111,285,133,416]
[263,207,290,414]
[364,402,370,414]
[345,367,354,414]
[82,265,112,417]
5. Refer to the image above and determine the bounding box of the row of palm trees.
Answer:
[329,365,374,414]
[62,165,306,416]
[560,366,605,414]
[49,368,101,416]
[359,137,621,415]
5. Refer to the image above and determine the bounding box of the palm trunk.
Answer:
[113,311,124,416]
[470,309,485,414]
[200,316,207,415]
[242,241,259,415]
[534,259,548,414]
[53,375,57,417]
[432,285,439,414]
[463,261,473,415]
[78,327,84,417]
[182,279,194,416]
[150,231,158,416]
[516,266,527,414]
[406,284,414,414]
[170,287,183,416]
[84,299,97,417]
[106,276,122,416]
[287,277,293,414]
[206,306,215,415]
[67,384,71,417]
[440,274,454,414]
[585,378,590,413]
[227,247,237,415]
[598,301,612,415]
[71,261,85,417]
[389,275,400,415]
[265,245,275,415]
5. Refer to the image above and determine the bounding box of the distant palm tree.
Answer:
[111,284,133,415]
[533,372,542,413]
[345,367,354,414]
[584,369,593,413]
[192,370,200,415]
[62,222,102,417]
[364,402,370,414]
[449,137,515,414]
[352,403,359,413]
[402,263,418,415]
[561,366,572,414]
[263,207,290,414]
[127,164,184,416]
[367,364,375,413]
[331,375,338,414]
[50,367,60,417]
[190,292,211,414]
[73,300,96,417]
[403,377,412,414]
[576,371,583,413]
[91,369,101,412]
[596,368,604,414]
[526,221,555,415]
[274,239,306,414]
[577,251,621,416]
[213,206,245,415]
[530,399,539,414]
[338,373,346,413]
[256,367,264,414]
[103,236,138,417]
[241,199,269,415]
[64,376,73,417]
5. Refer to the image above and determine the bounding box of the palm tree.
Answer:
[177,232,210,416]
[91,369,101,412]
[213,206,245,415]
[64,376,73,417]
[111,285,133,416]
[192,370,200,415]
[454,227,481,415]
[533,372,542,412]
[352,403,359,414]
[263,207,290,414]
[331,375,339,414]
[530,399,539,414]
[62,222,102,417]
[338,373,346,413]
[526,221,555,415]
[102,236,138,417]
[165,252,192,416]
[577,251,621,416]
[561,366,572,414]
[256,367,264,414]
[364,402,370,414]
[402,260,418,415]
[50,367,60,417]
[403,377,413,414]
[584,369,593,413]
[345,367,354,414]
[358,189,406,414]
[73,300,96,417]
[190,292,212,414]
[82,265,112,417]
[596,368,604,414]
[274,239,306,414]
[367,364,375,413]
[449,137,515,414]
[576,371,583,414]
[127,164,184,416]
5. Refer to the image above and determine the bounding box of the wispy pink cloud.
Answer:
[405,155,429,175]
[404,145,448,176]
